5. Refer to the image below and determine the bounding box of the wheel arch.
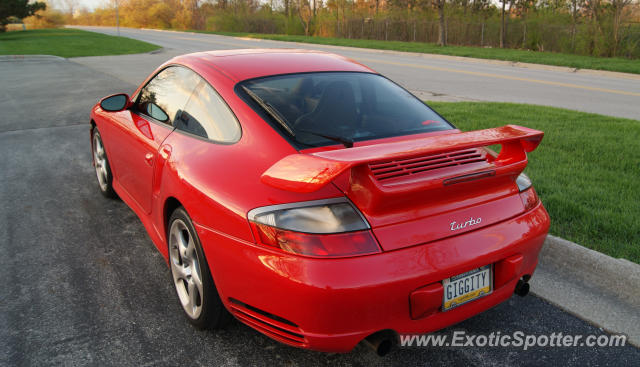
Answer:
[90,120,96,161]
[163,196,185,242]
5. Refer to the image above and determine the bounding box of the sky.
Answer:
[51,0,111,12]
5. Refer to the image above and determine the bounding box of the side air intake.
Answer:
[228,298,306,346]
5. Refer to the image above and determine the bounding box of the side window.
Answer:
[175,80,241,143]
[136,66,200,125]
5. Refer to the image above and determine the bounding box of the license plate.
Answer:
[442,265,492,311]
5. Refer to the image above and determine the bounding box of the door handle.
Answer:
[144,152,154,166]
[159,145,172,160]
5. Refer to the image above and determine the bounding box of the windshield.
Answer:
[240,72,454,148]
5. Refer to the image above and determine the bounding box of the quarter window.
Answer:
[175,80,241,143]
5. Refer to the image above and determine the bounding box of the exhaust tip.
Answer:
[515,278,530,297]
[363,331,396,357]
[376,339,393,357]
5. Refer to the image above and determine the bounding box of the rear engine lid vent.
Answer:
[368,148,490,182]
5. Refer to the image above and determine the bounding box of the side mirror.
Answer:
[100,93,131,112]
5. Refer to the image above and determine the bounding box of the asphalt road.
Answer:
[71,26,640,120]
[1,56,639,365]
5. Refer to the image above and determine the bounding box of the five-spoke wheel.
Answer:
[169,218,204,319]
[92,128,116,198]
[168,207,229,329]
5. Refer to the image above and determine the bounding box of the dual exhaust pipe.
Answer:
[515,276,530,297]
[363,331,395,357]
[363,276,531,357]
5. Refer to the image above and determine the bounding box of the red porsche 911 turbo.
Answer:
[90,49,549,355]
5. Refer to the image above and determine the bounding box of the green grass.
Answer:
[425,102,640,263]
[195,31,640,75]
[0,28,160,58]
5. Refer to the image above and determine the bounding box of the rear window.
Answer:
[239,72,453,149]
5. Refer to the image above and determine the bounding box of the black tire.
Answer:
[91,127,117,199]
[167,207,230,329]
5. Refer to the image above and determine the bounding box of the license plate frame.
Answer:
[442,264,493,311]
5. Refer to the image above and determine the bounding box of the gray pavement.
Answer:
[1,52,639,366]
[70,26,640,120]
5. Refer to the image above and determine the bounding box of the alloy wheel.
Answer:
[169,219,204,319]
[93,133,109,192]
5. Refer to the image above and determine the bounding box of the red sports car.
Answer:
[90,49,549,355]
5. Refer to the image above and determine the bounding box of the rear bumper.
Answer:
[196,202,550,353]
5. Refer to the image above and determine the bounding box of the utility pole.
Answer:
[115,0,120,37]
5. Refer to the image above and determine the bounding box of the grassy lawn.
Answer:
[426,102,639,263]
[197,31,640,75]
[0,28,160,58]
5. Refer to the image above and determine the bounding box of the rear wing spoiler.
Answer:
[262,125,544,193]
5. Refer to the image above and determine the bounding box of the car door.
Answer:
[108,66,201,214]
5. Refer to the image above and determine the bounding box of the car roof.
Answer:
[169,49,376,82]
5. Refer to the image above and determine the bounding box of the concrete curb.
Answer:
[0,55,65,62]
[531,235,640,346]
[540,235,640,306]
[66,47,168,61]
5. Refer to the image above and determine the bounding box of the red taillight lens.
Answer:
[251,222,381,257]
[520,187,539,212]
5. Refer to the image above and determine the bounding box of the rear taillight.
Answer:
[248,198,380,257]
[520,187,539,212]
[516,173,539,211]
[516,173,532,192]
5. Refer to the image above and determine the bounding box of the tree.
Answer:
[584,0,604,54]
[514,0,534,48]
[0,0,47,32]
[297,0,313,35]
[611,0,633,55]
[326,0,347,37]
[499,0,506,47]
[498,0,515,48]
[569,0,582,51]
[59,0,79,16]
[435,0,446,46]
